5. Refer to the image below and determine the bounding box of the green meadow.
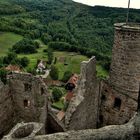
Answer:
[18,40,90,79]
[0,32,108,79]
[0,32,22,56]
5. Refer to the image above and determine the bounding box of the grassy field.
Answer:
[18,40,48,68]
[0,32,108,78]
[52,100,64,110]
[0,32,22,56]
[96,64,108,79]
[19,40,90,79]
[54,51,88,79]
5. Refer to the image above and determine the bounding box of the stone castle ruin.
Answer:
[100,23,140,126]
[0,23,140,139]
[64,23,140,130]
[0,73,48,138]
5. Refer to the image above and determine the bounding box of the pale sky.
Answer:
[73,0,140,9]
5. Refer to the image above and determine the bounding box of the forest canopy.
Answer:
[0,0,140,70]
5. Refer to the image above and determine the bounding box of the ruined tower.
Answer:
[110,23,140,99]
[100,23,140,126]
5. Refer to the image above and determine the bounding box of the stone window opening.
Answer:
[137,85,140,112]
[24,100,30,108]
[105,89,108,92]
[101,94,106,101]
[99,115,104,124]
[24,83,32,92]
[41,87,44,95]
[114,97,121,110]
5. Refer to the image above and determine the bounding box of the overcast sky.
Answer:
[73,0,140,9]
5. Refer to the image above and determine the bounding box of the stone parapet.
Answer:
[34,113,140,140]
[2,122,43,140]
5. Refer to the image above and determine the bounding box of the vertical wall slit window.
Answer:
[41,87,44,95]
[114,97,121,110]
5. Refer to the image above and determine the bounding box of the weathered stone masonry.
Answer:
[100,23,140,126]
[64,23,140,130]
[110,23,140,98]
[8,73,48,124]
[0,81,14,138]
[0,73,48,137]
[33,23,140,139]
[65,57,100,130]
[1,23,140,140]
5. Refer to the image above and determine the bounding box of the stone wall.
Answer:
[2,122,44,140]
[34,113,140,140]
[99,23,140,126]
[1,23,140,139]
[100,82,137,126]
[0,81,15,138]
[8,73,48,129]
[46,107,66,134]
[110,23,140,99]
[0,73,48,137]
[65,57,100,130]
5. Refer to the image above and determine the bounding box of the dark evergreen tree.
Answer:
[0,69,7,84]
[50,65,59,80]
[52,88,63,102]
[62,71,72,82]
[20,57,30,67]
[47,48,54,64]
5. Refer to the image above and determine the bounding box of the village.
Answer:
[0,54,80,122]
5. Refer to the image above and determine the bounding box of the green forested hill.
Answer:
[0,0,140,63]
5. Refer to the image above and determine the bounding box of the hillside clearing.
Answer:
[0,32,22,56]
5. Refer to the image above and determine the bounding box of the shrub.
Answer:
[54,57,57,64]
[12,38,38,54]
[50,65,59,80]
[0,69,7,84]
[41,33,52,45]
[47,48,54,64]
[20,57,30,67]
[26,67,36,75]
[3,52,17,64]
[52,88,63,102]
[62,71,72,82]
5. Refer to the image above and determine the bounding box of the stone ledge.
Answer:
[2,122,44,140]
[115,23,140,32]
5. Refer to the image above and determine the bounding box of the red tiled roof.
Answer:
[57,111,65,121]
[67,74,78,86]
[5,65,21,72]
[65,91,74,101]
